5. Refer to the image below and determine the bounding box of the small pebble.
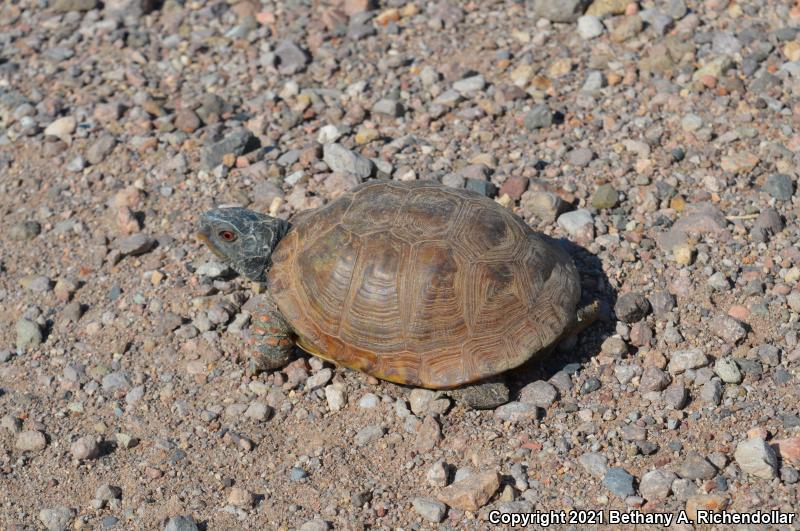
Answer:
[70,436,101,460]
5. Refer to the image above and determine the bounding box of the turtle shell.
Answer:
[267,180,580,389]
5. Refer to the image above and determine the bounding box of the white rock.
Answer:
[306,367,333,390]
[317,124,343,144]
[557,209,593,236]
[39,506,76,531]
[579,452,608,478]
[578,16,604,39]
[323,143,373,179]
[409,388,436,416]
[358,393,380,409]
[667,348,709,374]
[245,401,271,421]
[714,357,742,384]
[325,384,346,411]
[44,116,76,143]
[427,459,449,486]
[453,75,485,93]
[734,438,777,479]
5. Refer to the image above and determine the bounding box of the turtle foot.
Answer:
[447,378,510,410]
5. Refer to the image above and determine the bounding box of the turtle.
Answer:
[197,180,596,408]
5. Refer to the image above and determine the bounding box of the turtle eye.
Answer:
[219,230,237,242]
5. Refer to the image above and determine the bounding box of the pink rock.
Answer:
[116,207,141,235]
[747,427,769,440]
[727,305,749,322]
[685,494,729,522]
[499,176,529,201]
[772,437,800,465]
[113,186,142,208]
[343,0,375,16]
[438,471,499,511]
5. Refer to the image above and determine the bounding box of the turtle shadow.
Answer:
[504,237,617,400]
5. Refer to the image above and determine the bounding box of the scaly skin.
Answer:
[243,293,294,376]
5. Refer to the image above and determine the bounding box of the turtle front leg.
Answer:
[244,294,295,376]
[447,377,510,410]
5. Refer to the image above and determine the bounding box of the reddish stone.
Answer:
[375,8,400,26]
[773,283,792,295]
[116,206,140,235]
[700,75,717,88]
[727,305,749,321]
[499,176,529,200]
[438,472,499,511]
[772,437,800,465]
[343,0,375,16]
[643,350,667,369]
[629,321,653,347]
[256,11,275,24]
[685,495,728,522]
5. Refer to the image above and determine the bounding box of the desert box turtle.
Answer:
[198,180,593,408]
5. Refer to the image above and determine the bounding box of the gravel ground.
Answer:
[2,0,800,529]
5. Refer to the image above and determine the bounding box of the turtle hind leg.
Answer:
[447,377,510,410]
[245,295,295,376]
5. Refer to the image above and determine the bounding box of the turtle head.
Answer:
[197,206,289,282]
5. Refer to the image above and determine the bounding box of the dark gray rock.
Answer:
[700,378,723,405]
[781,467,799,484]
[465,178,497,197]
[678,452,717,480]
[615,292,650,323]
[762,173,794,200]
[664,384,688,409]
[201,129,255,170]
[523,104,552,130]
[751,208,785,243]
[164,516,199,531]
[581,377,601,394]
[603,467,636,497]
